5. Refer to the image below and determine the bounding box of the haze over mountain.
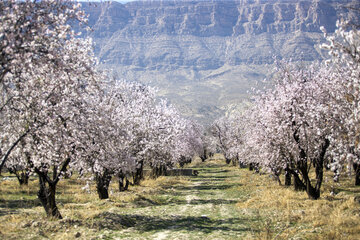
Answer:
[81,0,359,125]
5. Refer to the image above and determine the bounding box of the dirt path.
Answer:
[115,163,254,239]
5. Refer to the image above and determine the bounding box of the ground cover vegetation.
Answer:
[0,158,359,239]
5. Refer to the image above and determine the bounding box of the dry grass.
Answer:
[236,169,360,240]
[1,161,359,239]
[0,173,191,239]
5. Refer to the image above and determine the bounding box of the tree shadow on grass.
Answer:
[171,183,242,192]
[0,198,41,210]
[91,212,257,234]
[191,176,237,182]
[130,194,239,208]
[0,197,74,216]
[0,198,41,216]
[0,208,18,216]
[172,198,239,206]
[197,169,230,174]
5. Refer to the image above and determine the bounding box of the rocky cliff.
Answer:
[81,0,359,124]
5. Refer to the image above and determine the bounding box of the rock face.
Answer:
[81,0,358,124]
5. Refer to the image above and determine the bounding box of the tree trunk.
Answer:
[274,173,281,185]
[37,174,62,219]
[284,167,291,186]
[18,171,29,185]
[133,160,143,185]
[8,167,29,186]
[299,139,329,200]
[160,165,167,176]
[151,164,167,178]
[239,161,246,168]
[225,158,231,164]
[119,175,125,192]
[292,124,329,199]
[353,163,360,186]
[118,173,130,192]
[124,178,129,190]
[200,149,207,162]
[95,171,112,200]
[305,181,320,200]
[231,158,237,166]
[291,171,306,191]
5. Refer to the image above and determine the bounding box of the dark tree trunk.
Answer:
[292,122,329,199]
[297,139,329,200]
[133,160,143,185]
[124,178,129,190]
[274,173,281,185]
[239,161,246,168]
[151,164,167,178]
[37,174,62,219]
[160,165,166,176]
[284,166,291,186]
[291,171,306,191]
[308,139,329,199]
[119,175,125,192]
[95,171,112,200]
[179,156,192,167]
[118,173,130,192]
[305,182,320,200]
[249,163,259,172]
[8,167,30,185]
[30,155,71,219]
[353,163,360,186]
[254,163,260,173]
[225,158,231,164]
[231,158,237,166]
[200,149,207,162]
[18,171,29,185]
[249,163,254,171]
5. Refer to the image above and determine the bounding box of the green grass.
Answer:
[1,157,360,239]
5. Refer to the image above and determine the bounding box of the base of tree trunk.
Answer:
[354,163,360,186]
[8,168,30,186]
[37,174,62,219]
[239,162,246,168]
[119,176,130,192]
[285,170,291,186]
[249,163,254,171]
[96,173,112,199]
[151,165,167,178]
[306,183,320,200]
[133,161,144,185]
[293,174,306,191]
[17,172,29,185]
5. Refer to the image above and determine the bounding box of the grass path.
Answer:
[112,162,254,239]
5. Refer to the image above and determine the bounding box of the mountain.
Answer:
[81,0,359,125]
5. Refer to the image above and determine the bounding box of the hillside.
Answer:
[82,0,359,124]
